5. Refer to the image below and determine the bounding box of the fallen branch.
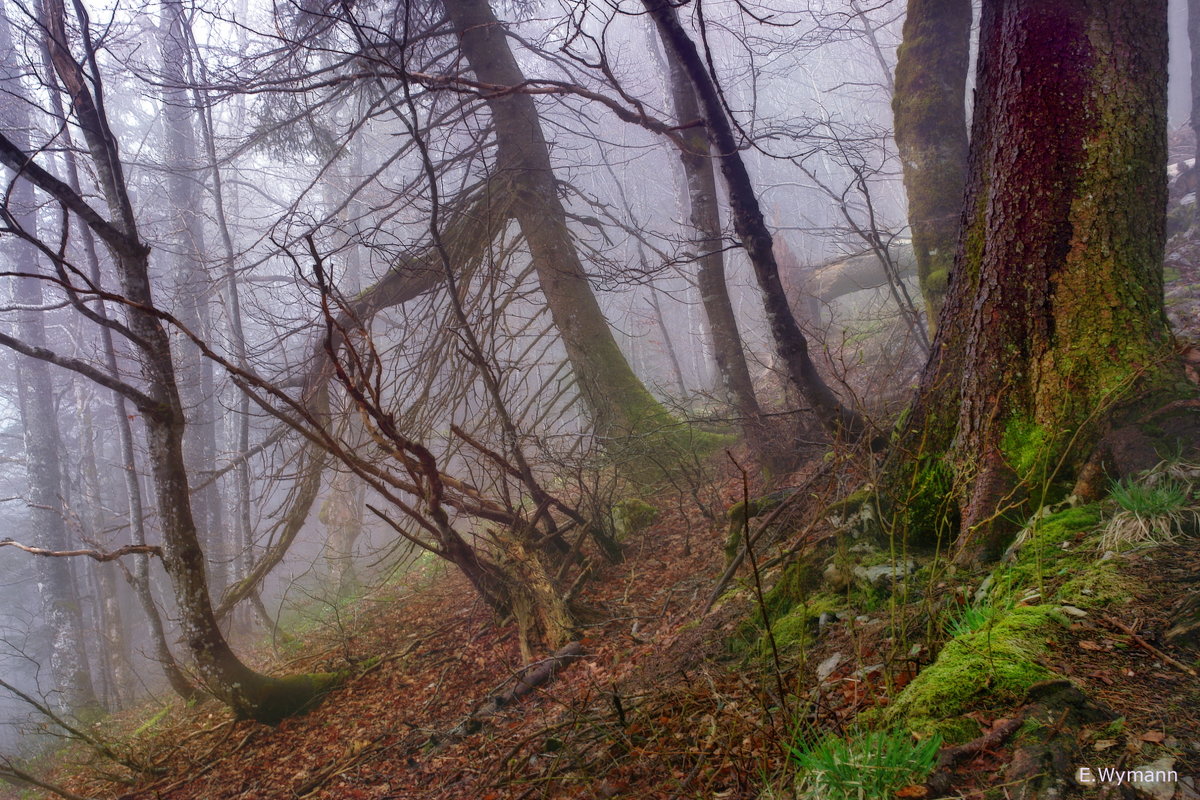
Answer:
[429,641,586,751]
[924,717,1023,798]
[0,539,162,562]
[0,760,94,800]
[1102,615,1198,677]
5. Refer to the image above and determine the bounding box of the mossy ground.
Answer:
[883,604,1065,741]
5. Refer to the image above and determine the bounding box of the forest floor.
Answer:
[6,216,1200,800]
[6,439,1199,800]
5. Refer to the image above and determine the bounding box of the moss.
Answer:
[612,498,658,539]
[762,594,842,656]
[989,505,1102,600]
[899,456,957,547]
[1057,559,1133,608]
[885,605,1066,740]
[239,672,343,725]
[824,487,876,522]
[728,560,826,655]
[1001,417,1051,481]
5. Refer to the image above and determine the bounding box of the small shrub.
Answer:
[790,728,942,800]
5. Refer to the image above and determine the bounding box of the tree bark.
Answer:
[16,0,331,722]
[444,0,685,453]
[642,0,867,441]
[651,19,780,464]
[892,0,971,327]
[885,0,1180,562]
[1192,0,1200,173]
[160,0,226,592]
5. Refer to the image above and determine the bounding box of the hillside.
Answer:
[6,446,1198,800]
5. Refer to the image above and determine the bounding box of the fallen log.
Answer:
[428,641,586,751]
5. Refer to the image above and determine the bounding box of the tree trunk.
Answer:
[0,6,99,715]
[26,0,331,722]
[642,0,868,441]
[74,379,134,707]
[885,0,1180,563]
[159,0,227,592]
[444,0,687,455]
[651,20,781,465]
[1192,0,1200,172]
[892,0,972,327]
[29,4,199,700]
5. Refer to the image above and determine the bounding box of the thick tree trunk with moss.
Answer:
[892,0,971,327]
[886,0,1181,562]
[445,0,680,449]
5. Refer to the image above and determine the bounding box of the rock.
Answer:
[1129,756,1176,800]
[1058,605,1088,618]
[823,561,853,592]
[817,611,838,631]
[852,559,915,589]
[612,498,658,539]
[815,653,843,681]
[974,575,994,604]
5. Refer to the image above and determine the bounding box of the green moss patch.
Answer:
[885,604,1066,741]
[612,498,658,539]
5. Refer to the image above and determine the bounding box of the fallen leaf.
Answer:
[1094,739,1118,751]
[896,785,929,798]
[1078,640,1105,651]
[1140,731,1166,743]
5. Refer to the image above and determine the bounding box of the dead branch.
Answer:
[0,539,162,562]
[924,717,1023,797]
[429,641,586,752]
[1102,615,1199,677]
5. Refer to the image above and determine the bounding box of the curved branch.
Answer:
[0,539,163,562]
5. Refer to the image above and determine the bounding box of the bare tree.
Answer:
[0,0,98,715]
[0,0,333,722]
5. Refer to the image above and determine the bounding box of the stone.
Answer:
[816,653,843,681]
[1128,757,1176,800]
[852,558,915,589]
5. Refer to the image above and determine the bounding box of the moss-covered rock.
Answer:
[235,672,343,725]
[612,497,659,540]
[884,604,1067,741]
[763,593,842,656]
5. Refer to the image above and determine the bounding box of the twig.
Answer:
[1102,615,1198,677]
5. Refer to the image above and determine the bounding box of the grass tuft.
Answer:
[1100,464,1199,551]
[790,727,942,800]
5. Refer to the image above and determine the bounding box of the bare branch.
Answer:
[0,539,163,562]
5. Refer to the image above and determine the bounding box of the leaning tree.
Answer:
[884,0,1191,562]
[0,0,335,723]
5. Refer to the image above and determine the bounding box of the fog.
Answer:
[0,0,1192,777]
